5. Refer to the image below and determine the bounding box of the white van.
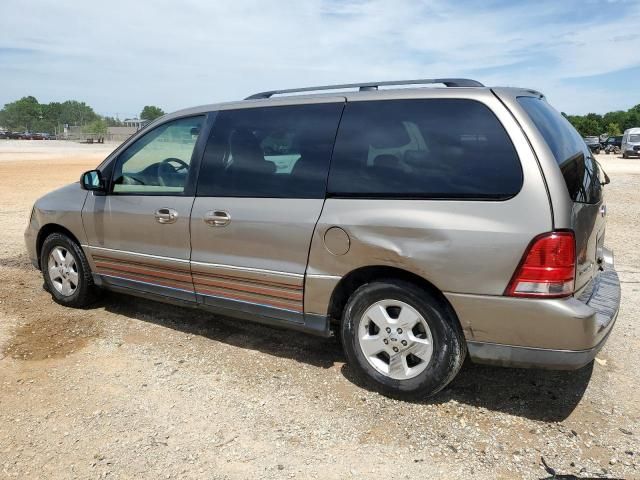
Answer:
[622,127,640,158]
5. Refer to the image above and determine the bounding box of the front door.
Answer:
[82,115,206,302]
[190,101,344,322]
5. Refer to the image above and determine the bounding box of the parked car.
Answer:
[621,128,640,158]
[603,135,623,154]
[8,131,22,139]
[31,132,44,140]
[583,136,601,154]
[24,79,620,398]
[603,135,622,148]
[0,130,8,139]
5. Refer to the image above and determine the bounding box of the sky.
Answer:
[1,0,639,119]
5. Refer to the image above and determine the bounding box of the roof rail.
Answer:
[245,78,484,100]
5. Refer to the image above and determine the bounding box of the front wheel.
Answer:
[41,232,98,307]
[341,280,466,399]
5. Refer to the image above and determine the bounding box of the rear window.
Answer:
[327,99,522,199]
[517,96,602,204]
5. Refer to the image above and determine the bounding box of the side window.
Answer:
[517,96,601,204]
[197,103,344,198]
[112,116,205,194]
[328,99,523,199]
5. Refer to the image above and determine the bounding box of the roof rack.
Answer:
[245,78,484,100]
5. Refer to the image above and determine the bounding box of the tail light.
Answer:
[506,231,576,298]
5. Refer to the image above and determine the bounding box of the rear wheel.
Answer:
[623,152,629,159]
[341,280,466,399]
[41,233,98,307]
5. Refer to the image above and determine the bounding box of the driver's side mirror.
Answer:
[80,169,106,194]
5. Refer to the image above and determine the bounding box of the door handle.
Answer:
[204,210,231,227]
[154,208,178,224]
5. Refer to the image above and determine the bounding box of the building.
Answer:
[122,118,150,130]
[107,126,138,143]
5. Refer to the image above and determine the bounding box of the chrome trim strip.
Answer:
[98,273,194,294]
[306,273,342,280]
[197,291,302,315]
[84,245,304,278]
[190,261,303,278]
[84,245,190,264]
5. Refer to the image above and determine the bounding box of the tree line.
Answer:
[564,104,640,137]
[2,94,638,139]
[0,96,165,135]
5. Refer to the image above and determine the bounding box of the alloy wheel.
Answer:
[357,299,434,380]
[47,246,79,296]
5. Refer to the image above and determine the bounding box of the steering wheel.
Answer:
[158,157,189,186]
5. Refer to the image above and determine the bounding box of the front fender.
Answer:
[25,183,90,267]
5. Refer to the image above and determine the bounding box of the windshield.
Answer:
[629,134,640,143]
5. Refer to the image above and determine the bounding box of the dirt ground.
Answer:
[0,140,638,479]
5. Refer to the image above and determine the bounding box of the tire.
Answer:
[40,232,98,307]
[341,280,466,399]
[623,152,628,159]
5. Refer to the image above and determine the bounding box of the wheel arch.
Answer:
[36,224,83,268]
[327,265,461,330]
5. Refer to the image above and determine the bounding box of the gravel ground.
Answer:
[0,141,638,479]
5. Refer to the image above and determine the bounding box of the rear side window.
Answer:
[197,103,344,198]
[517,96,602,204]
[327,99,522,199]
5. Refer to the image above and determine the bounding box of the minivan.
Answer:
[622,127,640,158]
[25,79,621,398]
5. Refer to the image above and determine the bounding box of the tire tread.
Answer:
[341,279,466,399]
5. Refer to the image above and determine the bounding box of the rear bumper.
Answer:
[446,255,620,370]
[466,324,614,370]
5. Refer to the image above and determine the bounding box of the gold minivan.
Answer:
[25,79,620,398]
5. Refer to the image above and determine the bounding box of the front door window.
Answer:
[112,116,205,194]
